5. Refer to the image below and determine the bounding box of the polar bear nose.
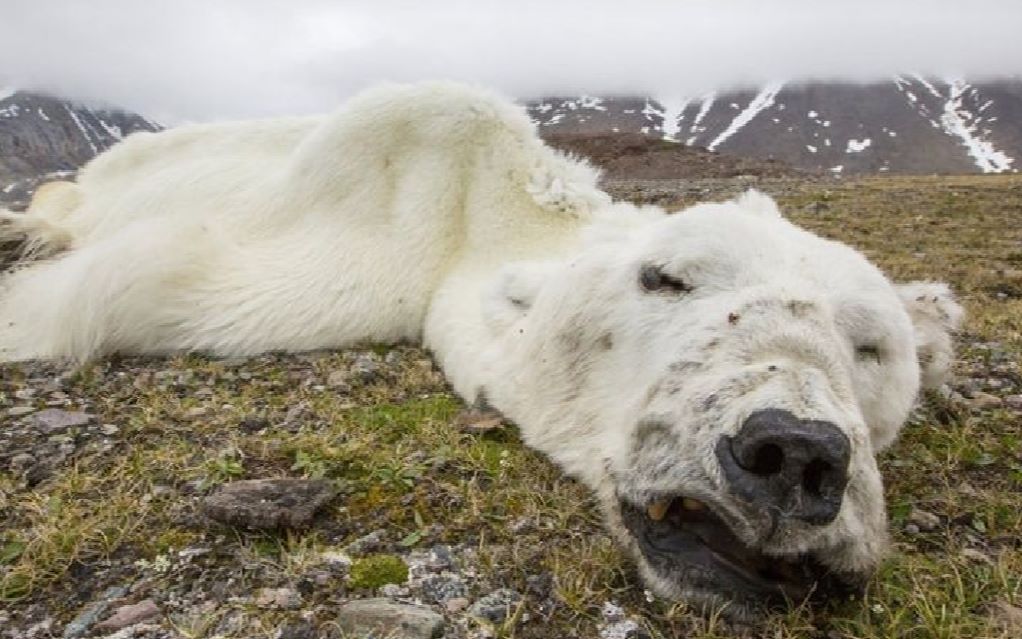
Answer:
[716,409,851,526]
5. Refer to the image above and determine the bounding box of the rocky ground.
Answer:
[2,174,1022,638]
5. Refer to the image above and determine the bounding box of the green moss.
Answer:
[348,554,409,590]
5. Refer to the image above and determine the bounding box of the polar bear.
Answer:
[0,82,962,617]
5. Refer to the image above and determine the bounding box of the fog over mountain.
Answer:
[2,2,1021,184]
[1,1,1021,123]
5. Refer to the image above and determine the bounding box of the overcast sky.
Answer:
[1,0,1021,123]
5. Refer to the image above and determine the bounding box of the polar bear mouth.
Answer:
[620,495,861,608]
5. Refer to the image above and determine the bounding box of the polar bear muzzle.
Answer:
[716,409,851,527]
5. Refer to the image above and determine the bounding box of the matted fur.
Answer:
[0,82,962,613]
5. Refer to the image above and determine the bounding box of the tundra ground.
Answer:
[1,174,1021,639]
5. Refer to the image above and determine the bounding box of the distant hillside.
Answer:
[0,90,160,208]
[529,77,1022,175]
[543,132,803,180]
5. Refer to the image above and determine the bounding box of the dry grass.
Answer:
[1,174,1020,638]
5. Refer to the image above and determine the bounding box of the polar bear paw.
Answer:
[0,209,73,261]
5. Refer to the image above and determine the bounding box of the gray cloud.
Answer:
[1,0,1020,122]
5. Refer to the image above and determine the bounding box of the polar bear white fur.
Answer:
[0,82,962,617]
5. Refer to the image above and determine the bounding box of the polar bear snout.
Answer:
[716,409,851,527]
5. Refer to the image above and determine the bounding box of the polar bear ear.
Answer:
[895,281,965,390]
[482,261,557,334]
[734,189,782,218]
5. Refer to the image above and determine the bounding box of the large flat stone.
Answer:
[336,599,444,639]
[26,409,94,433]
[202,478,336,530]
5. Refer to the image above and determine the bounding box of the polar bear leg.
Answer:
[0,181,81,258]
[0,215,217,362]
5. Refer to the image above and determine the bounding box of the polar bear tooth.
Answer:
[682,498,705,511]
[647,500,670,522]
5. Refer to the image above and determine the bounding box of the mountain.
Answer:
[2,77,1018,209]
[528,77,1022,175]
[0,89,160,207]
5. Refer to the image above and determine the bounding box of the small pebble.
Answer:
[445,598,470,613]
[255,587,303,609]
[908,508,941,532]
[967,392,1003,410]
[961,548,993,564]
[9,452,36,474]
[95,599,161,632]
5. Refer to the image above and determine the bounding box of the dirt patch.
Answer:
[543,132,808,180]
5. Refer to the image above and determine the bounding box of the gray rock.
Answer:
[427,545,454,570]
[278,621,319,639]
[9,452,36,474]
[420,574,468,604]
[967,391,1003,410]
[7,405,37,417]
[62,585,128,638]
[379,583,411,598]
[467,588,522,624]
[598,603,646,639]
[24,462,52,487]
[445,597,470,613]
[991,601,1022,633]
[94,599,161,632]
[344,529,387,555]
[350,354,382,384]
[326,369,352,390]
[599,619,645,639]
[96,623,168,638]
[26,408,94,433]
[908,508,941,532]
[202,479,336,530]
[255,587,303,609]
[335,599,444,639]
[21,617,55,638]
[961,548,993,564]
[455,408,505,435]
[1004,394,1022,410]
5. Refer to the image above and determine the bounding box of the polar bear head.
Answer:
[480,191,962,617]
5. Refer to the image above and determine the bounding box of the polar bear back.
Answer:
[0,83,610,362]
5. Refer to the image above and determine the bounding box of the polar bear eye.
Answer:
[855,344,882,364]
[639,265,693,295]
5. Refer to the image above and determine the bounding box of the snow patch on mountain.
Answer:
[687,93,716,145]
[847,138,872,153]
[64,104,100,154]
[938,79,1014,173]
[530,76,1022,175]
[894,75,1015,173]
[647,95,689,141]
[1,91,162,199]
[707,82,784,151]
